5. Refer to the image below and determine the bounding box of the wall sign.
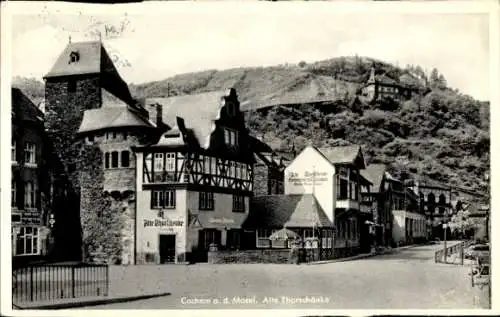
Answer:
[208,217,235,225]
[21,211,42,225]
[286,171,329,186]
[144,219,184,228]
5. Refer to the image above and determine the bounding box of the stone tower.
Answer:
[43,40,157,263]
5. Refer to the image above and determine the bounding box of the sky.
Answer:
[8,3,491,101]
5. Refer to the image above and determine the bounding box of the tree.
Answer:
[448,208,475,239]
[437,74,447,90]
[429,68,440,89]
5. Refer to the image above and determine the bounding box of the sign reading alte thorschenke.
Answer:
[287,171,329,186]
[144,219,184,228]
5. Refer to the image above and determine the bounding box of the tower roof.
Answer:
[44,41,105,78]
[78,100,155,134]
[44,40,135,105]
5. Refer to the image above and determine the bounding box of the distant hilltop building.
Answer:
[359,67,430,103]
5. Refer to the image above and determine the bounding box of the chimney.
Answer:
[156,103,163,127]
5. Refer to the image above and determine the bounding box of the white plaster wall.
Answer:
[284,146,336,223]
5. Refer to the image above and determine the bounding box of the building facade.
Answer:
[284,145,372,256]
[11,88,53,266]
[133,89,255,263]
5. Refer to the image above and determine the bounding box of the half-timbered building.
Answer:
[134,89,255,263]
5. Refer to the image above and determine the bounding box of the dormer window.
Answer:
[224,128,238,147]
[69,51,80,63]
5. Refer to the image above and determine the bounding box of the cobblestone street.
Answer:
[84,242,488,309]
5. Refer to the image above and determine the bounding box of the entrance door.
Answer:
[159,234,176,264]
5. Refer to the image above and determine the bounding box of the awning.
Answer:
[190,212,248,230]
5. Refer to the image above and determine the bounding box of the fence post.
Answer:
[71,266,75,298]
[30,266,34,302]
[105,265,109,296]
[460,242,464,265]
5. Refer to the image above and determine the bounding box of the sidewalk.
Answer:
[13,292,171,310]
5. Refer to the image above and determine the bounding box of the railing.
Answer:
[12,263,109,303]
[434,241,466,264]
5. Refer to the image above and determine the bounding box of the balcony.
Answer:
[336,199,359,210]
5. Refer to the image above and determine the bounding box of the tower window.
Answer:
[121,151,130,168]
[111,151,119,168]
[104,153,110,169]
[69,51,80,63]
[68,80,76,93]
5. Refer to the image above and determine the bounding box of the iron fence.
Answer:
[12,263,109,303]
[434,241,466,264]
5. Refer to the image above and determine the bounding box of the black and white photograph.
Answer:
[1,0,497,315]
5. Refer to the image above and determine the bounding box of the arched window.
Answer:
[438,194,446,214]
[121,151,130,167]
[111,151,119,168]
[419,192,425,213]
[104,153,110,169]
[427,193,436,214]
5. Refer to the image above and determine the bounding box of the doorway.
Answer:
[159,234,176,263]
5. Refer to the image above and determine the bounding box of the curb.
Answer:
[14,292,171,310]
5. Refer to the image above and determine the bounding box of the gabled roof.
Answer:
[146,89,234,149]
[375,73,398,85]
[78,99,155,134]
[11,88,44,124]
[316,145,365,168]
[244,194,332,229]
[45,41,105,78]
[360,164,387,192]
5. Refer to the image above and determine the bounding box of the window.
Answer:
[229,161,236,178]
[104,153,110,169]
[11,177,17,207]
[233,195,245,212]
[224,128,238,147]
[16,227,39,255]
[337,177,348,200]
[111,151,119,168]
[203,156,211,174]
[69,51,80,63]
[68,80,76,93]
[24,142,36,165]
[154,153,164,172]
[165,153,175,171]
[24,181,36,209]
[152,190,176,209]
[123,132,128,140]
[87,135,94,143]
[199,192,214,210]
[121,151,130,168]
[257,229,273,248]
[202,230,221,249]
[227,230,241,249]
[112,132,117,139]
[12,139,16,162]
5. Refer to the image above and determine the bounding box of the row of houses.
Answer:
[11,40,487,265]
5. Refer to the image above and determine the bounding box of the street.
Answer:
[83,242,487,309]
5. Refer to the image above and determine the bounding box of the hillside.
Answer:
[11,56,490,194]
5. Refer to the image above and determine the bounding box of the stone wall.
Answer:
[207,248,340,264]
[253,163,269,196]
